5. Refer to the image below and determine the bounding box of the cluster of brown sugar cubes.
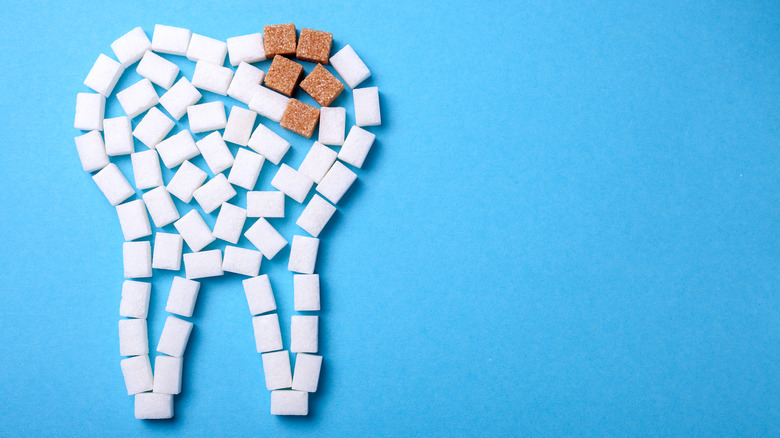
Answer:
[262,24,345,138]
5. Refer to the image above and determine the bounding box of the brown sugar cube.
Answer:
[264,55,304,97]
[296,28,333,65]
[280,99,320,138]
[299,64,345,107]
[263,24,297,57]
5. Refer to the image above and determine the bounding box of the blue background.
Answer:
[0,0,778,436]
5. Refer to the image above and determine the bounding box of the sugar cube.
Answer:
[318,107,346,146]
[152,232,183,270]
[243,275,276,315]
[270,390,308,416]
[353,87,381,126]
[329,44,370,89]
[212,202,247,244]
[131,149,164,190]
[183,249,223,279]
[339,125,376,168]
[290,315,318,353]
[159,77,202,120]
[116,79,159,119]
[246,122,290,165]
[263,353,294,393]
[124,241,152,278]
[222,245,262,277]
[174,210,214,252]
[166,160,207,203]
[195,132,234,175]
[186,34,228,65]
[316,161,356,204]
[271,164,313,203]
[263,24,297,58]
[298,141,337,183]
[264,55,304,97]
[222,106,257,146]
[151,24,192,56]
[116,199,152,241]
[228,148,264,190]
[153,355,183,394]
[247,191,284,218]
[75,130,109,172]
[156,130,200,168]
[92,163,134,206]
[253,313,283,353]
[244,218,287,259]
[192,173,236,213]
[119,318,149,356]
[227,33,266,66]
[133,108,173,151]
[291,353,322,392]
[157,315,194,357]
[103,116,134,156]
[299,64,343,107]
[165,276,200,317]
[248,86,290,123]
[83,53,124,97]
[120,354,153,395]
[296,28,332,64]
[288,235,319,274]
[187,101,227,133]
[296,195,336,237]
[111,27,151,67]
[142,186,180,228]
[120,280,151,318]
[137,50,179,89]
[227,62,266,105]
[280,99,319,138]
[191,60,234,95]
[74,93,105,131]
[294,274,320,311]
[134,393,173,419]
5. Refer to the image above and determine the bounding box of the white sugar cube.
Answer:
[262,351,292,390]
[291,353,322,392]
[192,173,236,213]
[316,161,356,204]
[195,132,234,175]
[119,318,148,356]
[153,355,183,394]
[120,280,151,318]
[294,274,320,311]
[157,315,194,357]
[290,315,318,353]
[296,195,336,238]
[246,123,290,165]
[134,393,173,419]
[353,87,381,126]
[103,116,134,156]
[142,186,180,228]
[74,93,105,131]
[339,125,376,168]
[116,199,152,241]
[120,354,153,394]
[191,60,234,95]
[187,101,227,133]
[222,246,262,277]
[159,77,202,120]
[212,202,246,244]
[131,149,164,190]
[288,235,319,274]
[243,275,276,315]
[222,106,257,146]
[111,27,152,67]
[165,276,200,317]
[228,148,264,190]
[270,390,308,416]
[186,34,228,65]
[93,163,134,206]
[298,141,337,184]
[137,50,180,89]
[152,24,192,56]
[124,241,152,278]
[329,44,370,89]
[245,218,287,259]
[271,164,313,203]
[248,86,289,123]
[183,249,223,279]
[227,62,265,104]
[75,130,109,172]
[83,53,124,97]
[156,130,200,168]
[166,160,207,203]
[253,314,283,353]
[247,191,284,218]
[152,232,183,270]
[227,33,266,66]
[133,107,175,150]
[116,78,159,119]
[174,210,214,252]
[318,106,346,146]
